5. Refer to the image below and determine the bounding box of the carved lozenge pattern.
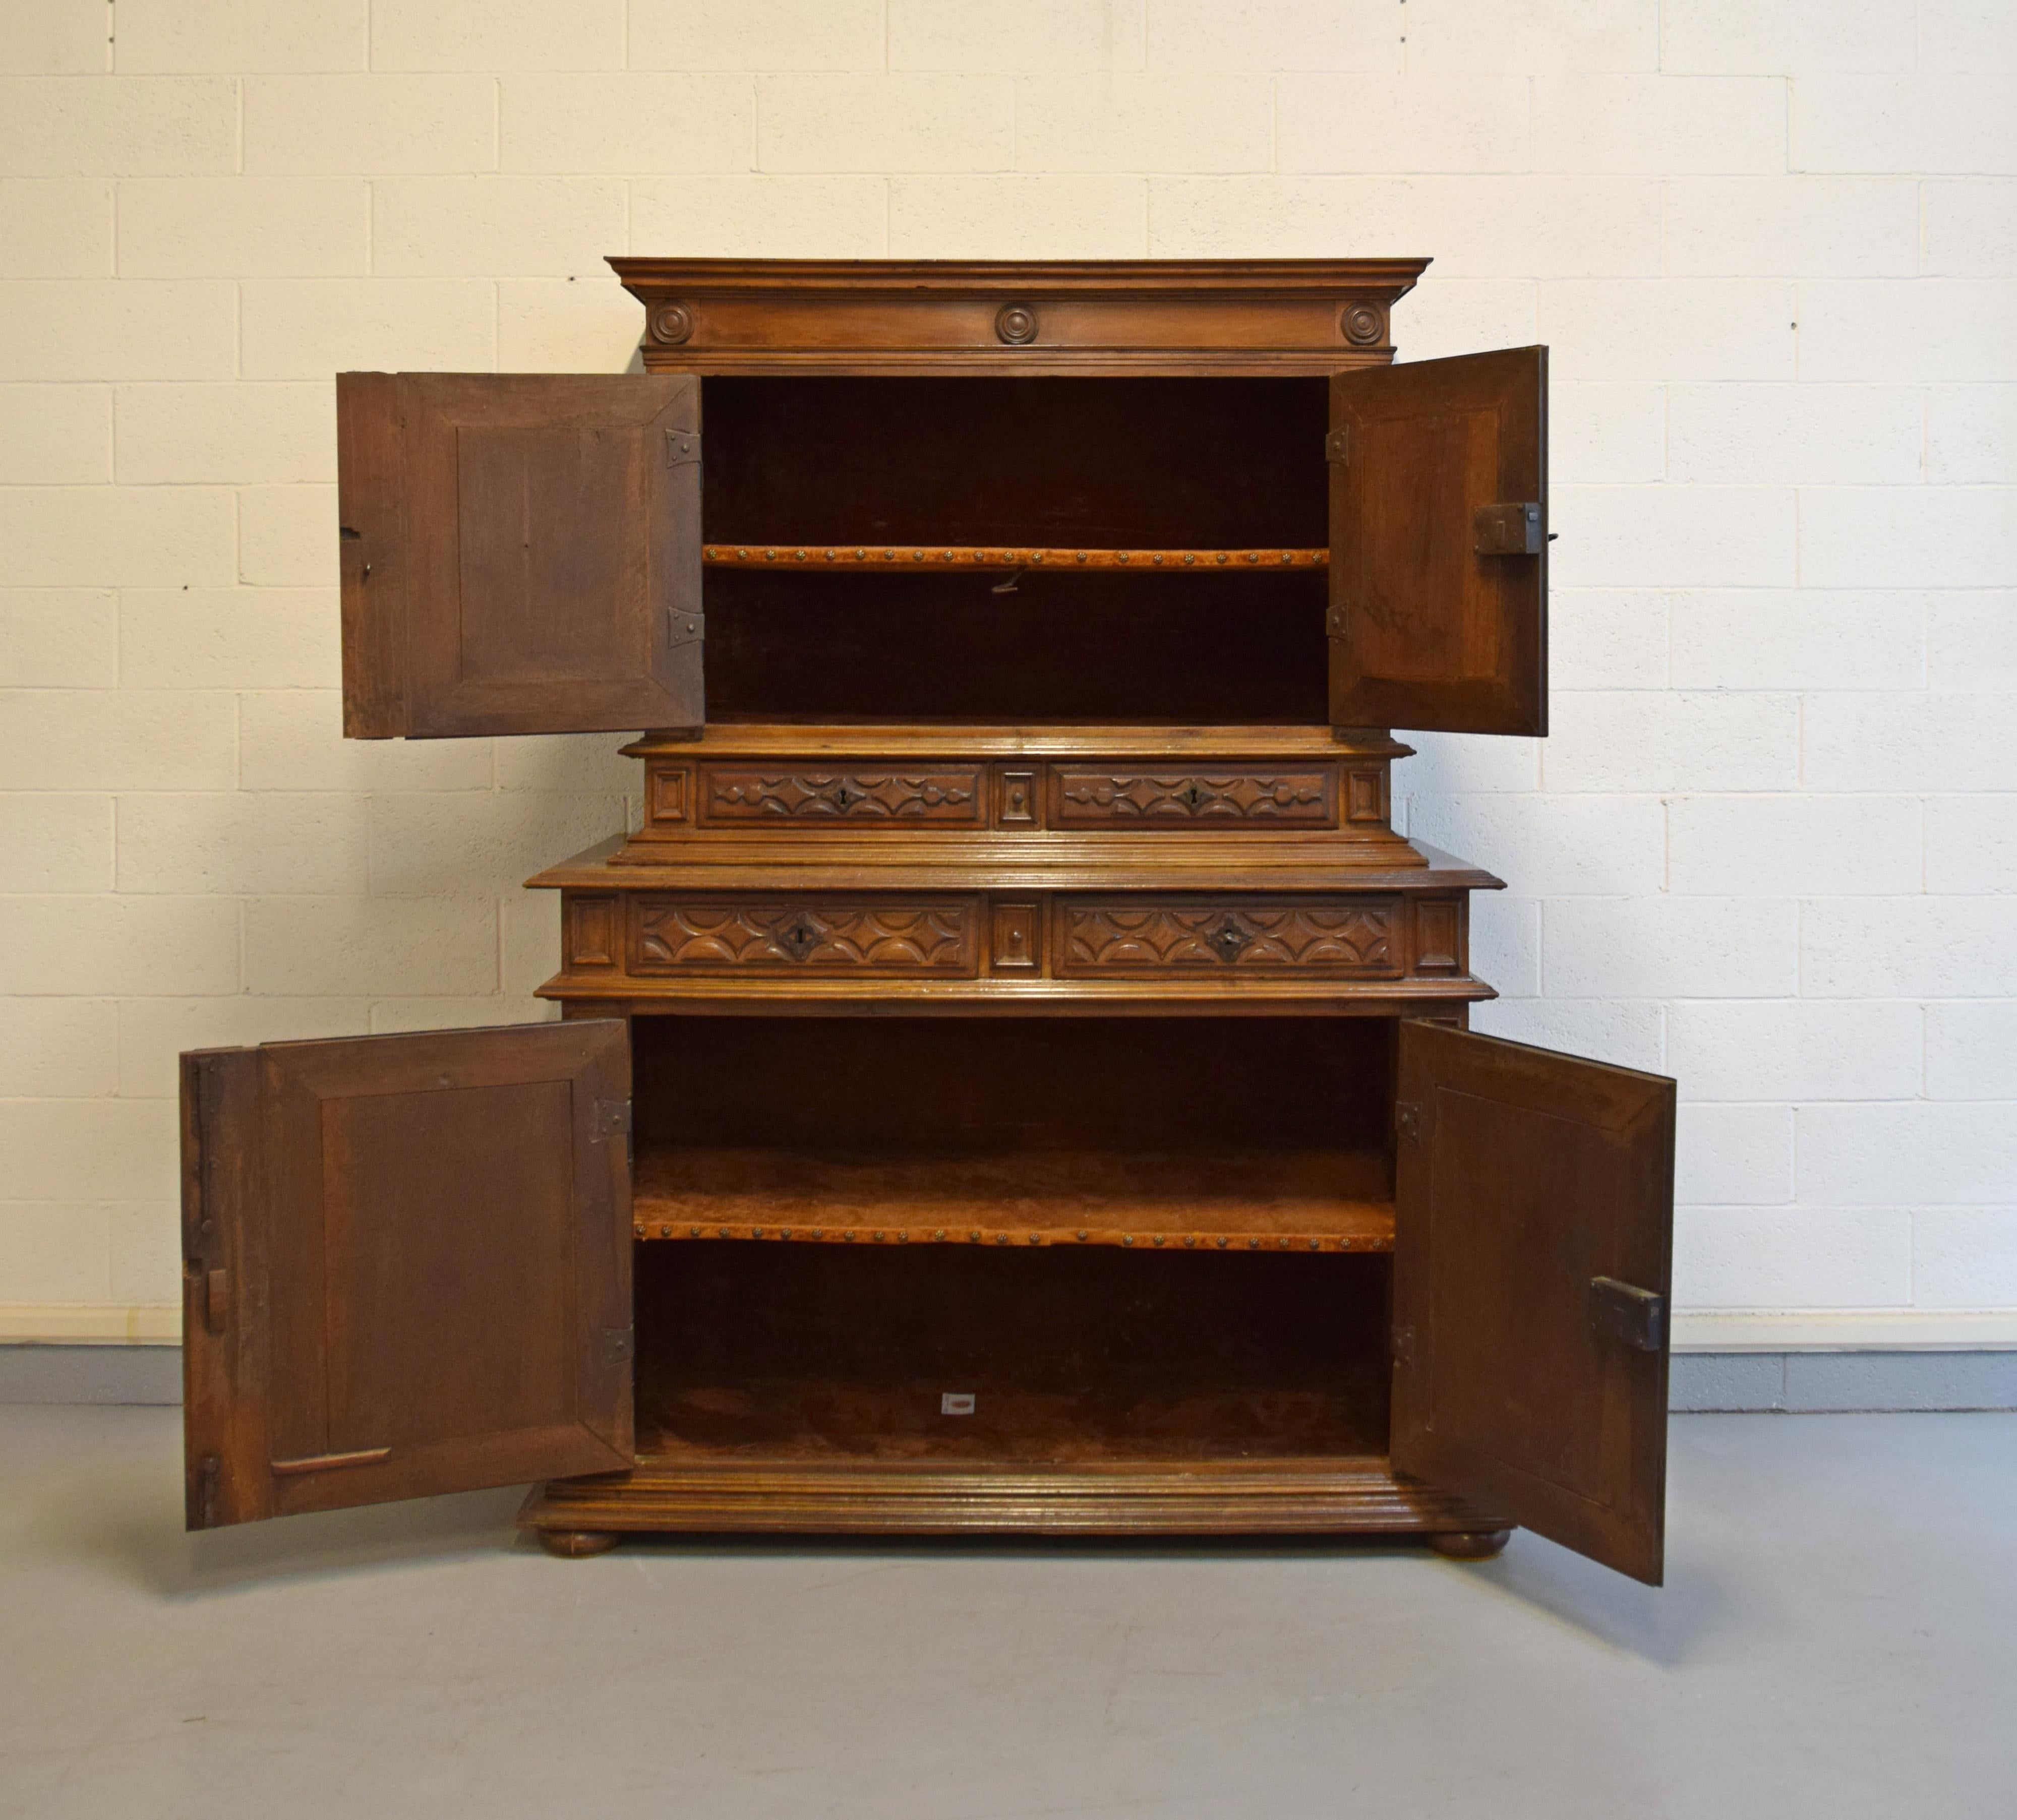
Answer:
[634,900,978,974]
[703,768,981,823]
[1062,902,1397,975]
[1053,769,1334,826]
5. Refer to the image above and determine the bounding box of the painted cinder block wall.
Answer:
[1,1,2012,1351]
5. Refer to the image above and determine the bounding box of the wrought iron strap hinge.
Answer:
[1394,1101,1422,1145]
[1325,603,1349,639]
[667,606,705,651]
[664,426,700,468]
[601,1326,635,1367]
[1589,1277,1667,1353]
[1325,426,1349,464]
[590,1099,631,1143]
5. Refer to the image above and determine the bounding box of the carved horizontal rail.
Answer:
[703,544,1327,571]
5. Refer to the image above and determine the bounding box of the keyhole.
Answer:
[833,785,856,809]
[1212,920,1249,961]
[1180,782,1206,809]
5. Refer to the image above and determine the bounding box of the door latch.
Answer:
[1589,1277,1666,1353]
[1473,502,1543,556]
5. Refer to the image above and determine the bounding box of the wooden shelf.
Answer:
[704,544,1326,572]
[632,1145,1395,1252]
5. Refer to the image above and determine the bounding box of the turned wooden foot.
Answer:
[1428,1528,1512,1562]
[538,1528,620,1559]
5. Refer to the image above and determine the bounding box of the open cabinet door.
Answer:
[1328,347,1547,736]
[339,373,703,738]
[181,1021,634,1530]
[1391,1022,1674,1584]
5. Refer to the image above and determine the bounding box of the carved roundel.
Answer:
[1341,303,1385,347]
[651,303,695,345]
[995,304,1040,346]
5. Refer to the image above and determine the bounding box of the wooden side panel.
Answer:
[336,373,703,739]
[336,373,405,739]
[181,1021,634,1529]
[1392,1023,1674,1584]
[1328,347,1548,737]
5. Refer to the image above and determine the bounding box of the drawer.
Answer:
[1056,898,1402,979]
[1049,765,1339,829]
[697,763,985,827]
[631,896,982,976]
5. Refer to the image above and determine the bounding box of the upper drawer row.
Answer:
[639,755,1392,836]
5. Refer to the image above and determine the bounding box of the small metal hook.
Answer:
[990,568,1024,595]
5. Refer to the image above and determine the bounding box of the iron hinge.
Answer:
[1394,1100,1422,1145]
[1392,1324,1415,1366]
[1325,602,1349,640]
[591,1099,631,1143]
[1589,1277,1667,1354]
[1325,426,1349,464]
[601,1325,635,1367]
[664,426,700,468]
[1473,501,1544,556]
[667,606,705,651]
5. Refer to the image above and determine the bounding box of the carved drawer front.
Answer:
[1050,766,1339,829]
[630,897,981,976]
[699,765,984,827]
[1057,898,1402,978]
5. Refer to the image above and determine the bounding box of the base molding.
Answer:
[519,1454,1508,1538]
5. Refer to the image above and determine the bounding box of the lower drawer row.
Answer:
[559,890,1468,984]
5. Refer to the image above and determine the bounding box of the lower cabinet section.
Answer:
[180,1007,1671,1582]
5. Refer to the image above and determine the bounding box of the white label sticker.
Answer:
[940,1392,976,1416]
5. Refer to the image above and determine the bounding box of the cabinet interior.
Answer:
[699,376,1333,725]
[629,1014,1397,1466]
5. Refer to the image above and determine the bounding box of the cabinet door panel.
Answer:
[181,1021,633,1530]
[339,373,702,738]
[1392,1022,1673,1584]
[1327,347,1547,736]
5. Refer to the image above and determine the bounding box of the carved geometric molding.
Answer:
[1058,900,1399,976]
[632,899,980,975]
[567,894,617,968]
[990,901,1042,973]
[1344,765,1387,825]
[647,763,691,826]
[1051,768,1337,827]
[1414,897,1462,975]
[701,768,984,824]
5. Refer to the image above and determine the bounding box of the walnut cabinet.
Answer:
[182,261,1676,1585]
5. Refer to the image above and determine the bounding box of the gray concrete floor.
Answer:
[3,1408,2012,1818]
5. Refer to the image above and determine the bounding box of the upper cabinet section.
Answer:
[609,258,1430,377]
[338,373,704,740]
[1327,348,1549,738]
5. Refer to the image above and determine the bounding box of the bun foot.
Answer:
[1428,1528,1512,1562]
[538,1528,619,1559]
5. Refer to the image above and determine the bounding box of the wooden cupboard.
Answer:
[182,260,1675,1585]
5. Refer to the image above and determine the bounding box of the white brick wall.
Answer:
[0,1,2010,1342]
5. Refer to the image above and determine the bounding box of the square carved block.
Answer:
[990,901,1042,973]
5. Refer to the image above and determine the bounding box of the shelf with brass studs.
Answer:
[702,544,1329,572]
[630,1145,1397,1254]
